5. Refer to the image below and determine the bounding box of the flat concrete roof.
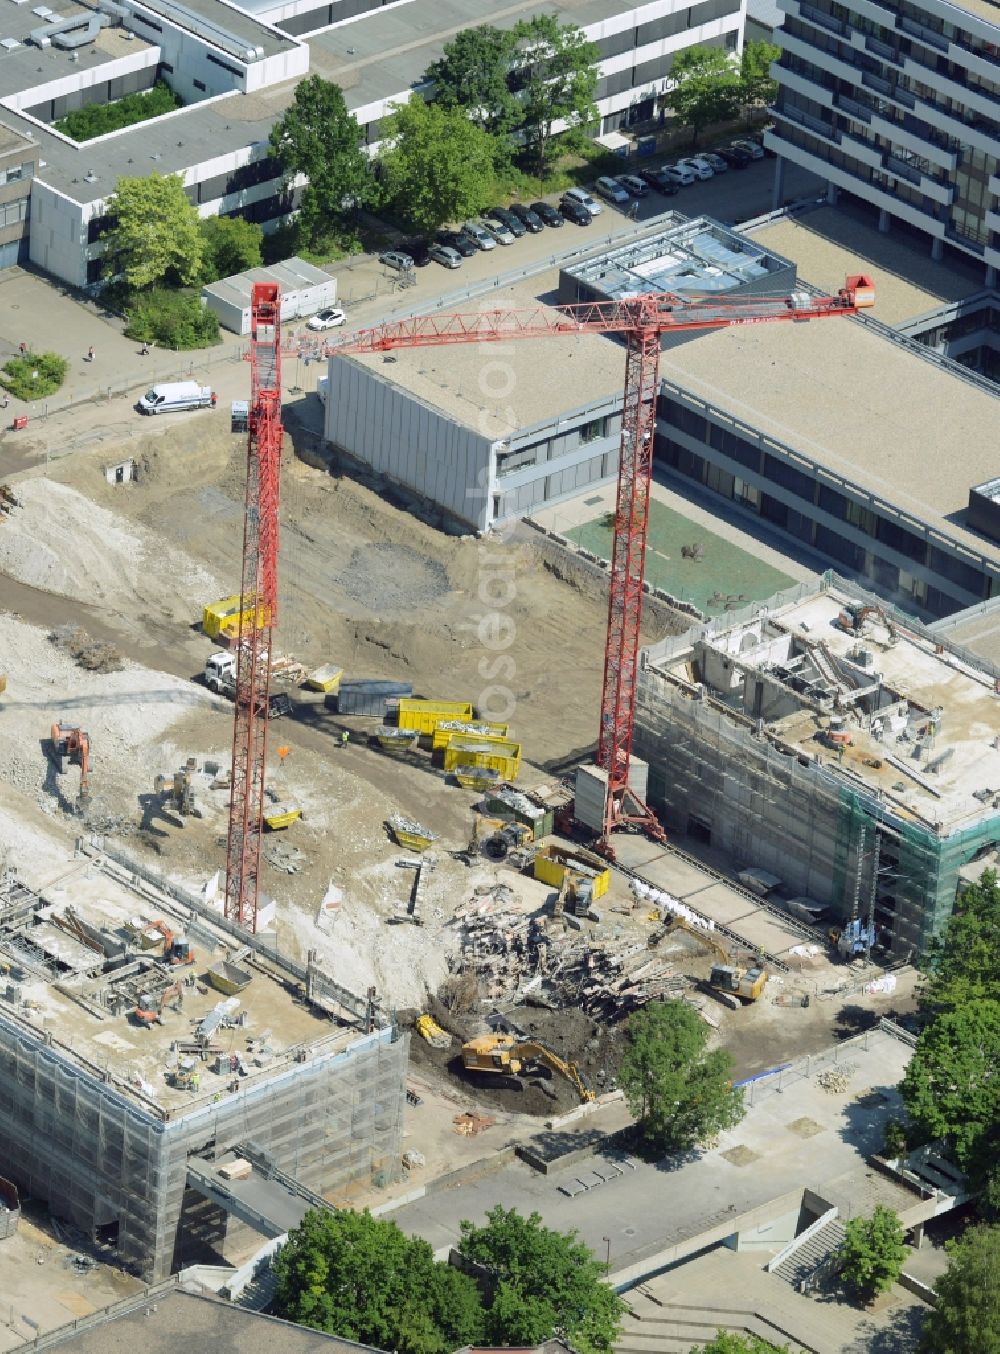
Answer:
[342,274,626,432]
[748,204,982,326]
[0,6,157,104]
[659,308,1000,565]
[934,603,1000,667]
[944,0,1000,26]
[0,118,35,159]
[0,864,358,1117]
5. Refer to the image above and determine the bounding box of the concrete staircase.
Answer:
[617,1283,816,1354]
[233,1265,278,1312]
[770,1216,846,1290]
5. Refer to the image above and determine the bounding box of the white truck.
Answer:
[202,652,291,718]
[137,382,217,415]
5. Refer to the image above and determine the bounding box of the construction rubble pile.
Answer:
[449,885,685,1019]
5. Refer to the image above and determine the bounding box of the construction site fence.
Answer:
[78,835,388,1031]
[736,1020,913,1118]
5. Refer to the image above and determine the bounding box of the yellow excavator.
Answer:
[462,1034,595,1102]
[653,914,768,1005]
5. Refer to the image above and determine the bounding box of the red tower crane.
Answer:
[328,274,875,857]
[225,282,283,931]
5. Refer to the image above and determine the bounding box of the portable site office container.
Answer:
[397,699,474,734]
[202,257,337,336]
[202,595,271,640]
[431,720,509,751]
[443,735,521,781]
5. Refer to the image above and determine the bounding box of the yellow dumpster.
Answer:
[397,698,474,735]
[533,844,610,899]
[443,735,521,782]
[203,595,270,640]
[431,720,509,751]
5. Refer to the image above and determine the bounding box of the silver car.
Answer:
[378,249,414,272]
[428,242,462,269]
[460,221,496,251]
[480,217,515,245]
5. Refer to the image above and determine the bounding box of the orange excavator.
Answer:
[134,979,184,1027]
[48,723,91,802]
[150,918,194,967]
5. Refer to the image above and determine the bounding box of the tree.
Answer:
[739,39,780,111]
[510,16,599,172]
[199,215,263,283]
[269,75,371,245]
[619,1000,745,1154]
[378,98,498,234]
[919,1224,1000,1354]
[271,1208,484,1354]
[920,871,1000,1019]
[696,1334,791,1353]
[899,999,1000,1185]
[104,173,204,288]
[426,26,519,136]
[836,1205,908,1301]
[663,48,741,146]
[457,1205,625,1354]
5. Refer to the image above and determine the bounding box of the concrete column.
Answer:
[912,1222,925,1249]
[771,155,786,212]
[986,265,998,288]
[826,182,839,205]
[931,236,944,261]
[878,209,891,233]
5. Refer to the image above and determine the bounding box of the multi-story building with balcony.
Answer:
[766,0,1000,283]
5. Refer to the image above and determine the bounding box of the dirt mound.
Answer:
[338,543,451,612]
[0,478,219,620]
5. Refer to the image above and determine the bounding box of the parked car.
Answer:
[731,137,765,160]
[459,221,496,251]
[379,249,414,273]
[639,167,680,195]
[700,152,729,173]
[595,175,631,204]
[560,197,593,225]
[401,237,431,266]
[428,242,462,269]
[716,146,751,169]
[617,173,649,197]
[484,206,525,238]
[660,163,696,186]
[436,229,476,257]
[306,306,346,332]
[509,202,544,233]
[562,186,602,215]
[675,156,714,179]
[480,216,515,245]
[530,200,565,227]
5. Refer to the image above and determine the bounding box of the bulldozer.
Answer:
[653,913,768,1007]
[461,1033,595,1103]
[48,723,91,802]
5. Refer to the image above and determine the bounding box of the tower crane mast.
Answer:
[329,276,875,856]
[225,282,283,931]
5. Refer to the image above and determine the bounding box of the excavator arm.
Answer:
[511,1041,595,1103]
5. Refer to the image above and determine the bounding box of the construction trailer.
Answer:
[634,575,1000,959]
[0,847,406,1281]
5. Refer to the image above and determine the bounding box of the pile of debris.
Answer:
[449,893,686,1018]
[48,624,124,674]
[453,1111,495,1136]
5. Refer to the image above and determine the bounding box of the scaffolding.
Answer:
[0,855,407,1282]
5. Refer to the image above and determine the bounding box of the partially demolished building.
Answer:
[635,576,1000,957]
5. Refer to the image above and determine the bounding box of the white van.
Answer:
[137,381,216,415]
[562,186,602,216]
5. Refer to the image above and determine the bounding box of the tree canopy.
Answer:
[899,999,1000,1185]
[457,1205,625,1354]
[199,214,263,283]
[663,48,742,145]
[426,26,519,136]
[55,80,181,142]
[919,1224,1000,1354]
[920,871,1000,1018]
[269,75,371,244]
[271,1208,484,1354]
[619,1000,745,1154]
[510,16,599,171]
[836,1205,908,1301]
[378,98,498,234]
[696,1334,791,1353]
[104,173,204,289]
[739,40,781,109]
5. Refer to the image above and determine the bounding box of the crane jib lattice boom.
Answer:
[328,274,875,854]
[225,282,283,931]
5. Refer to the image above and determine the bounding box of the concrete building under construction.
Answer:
[0,841,406,1282]
[634,575,1000,958]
